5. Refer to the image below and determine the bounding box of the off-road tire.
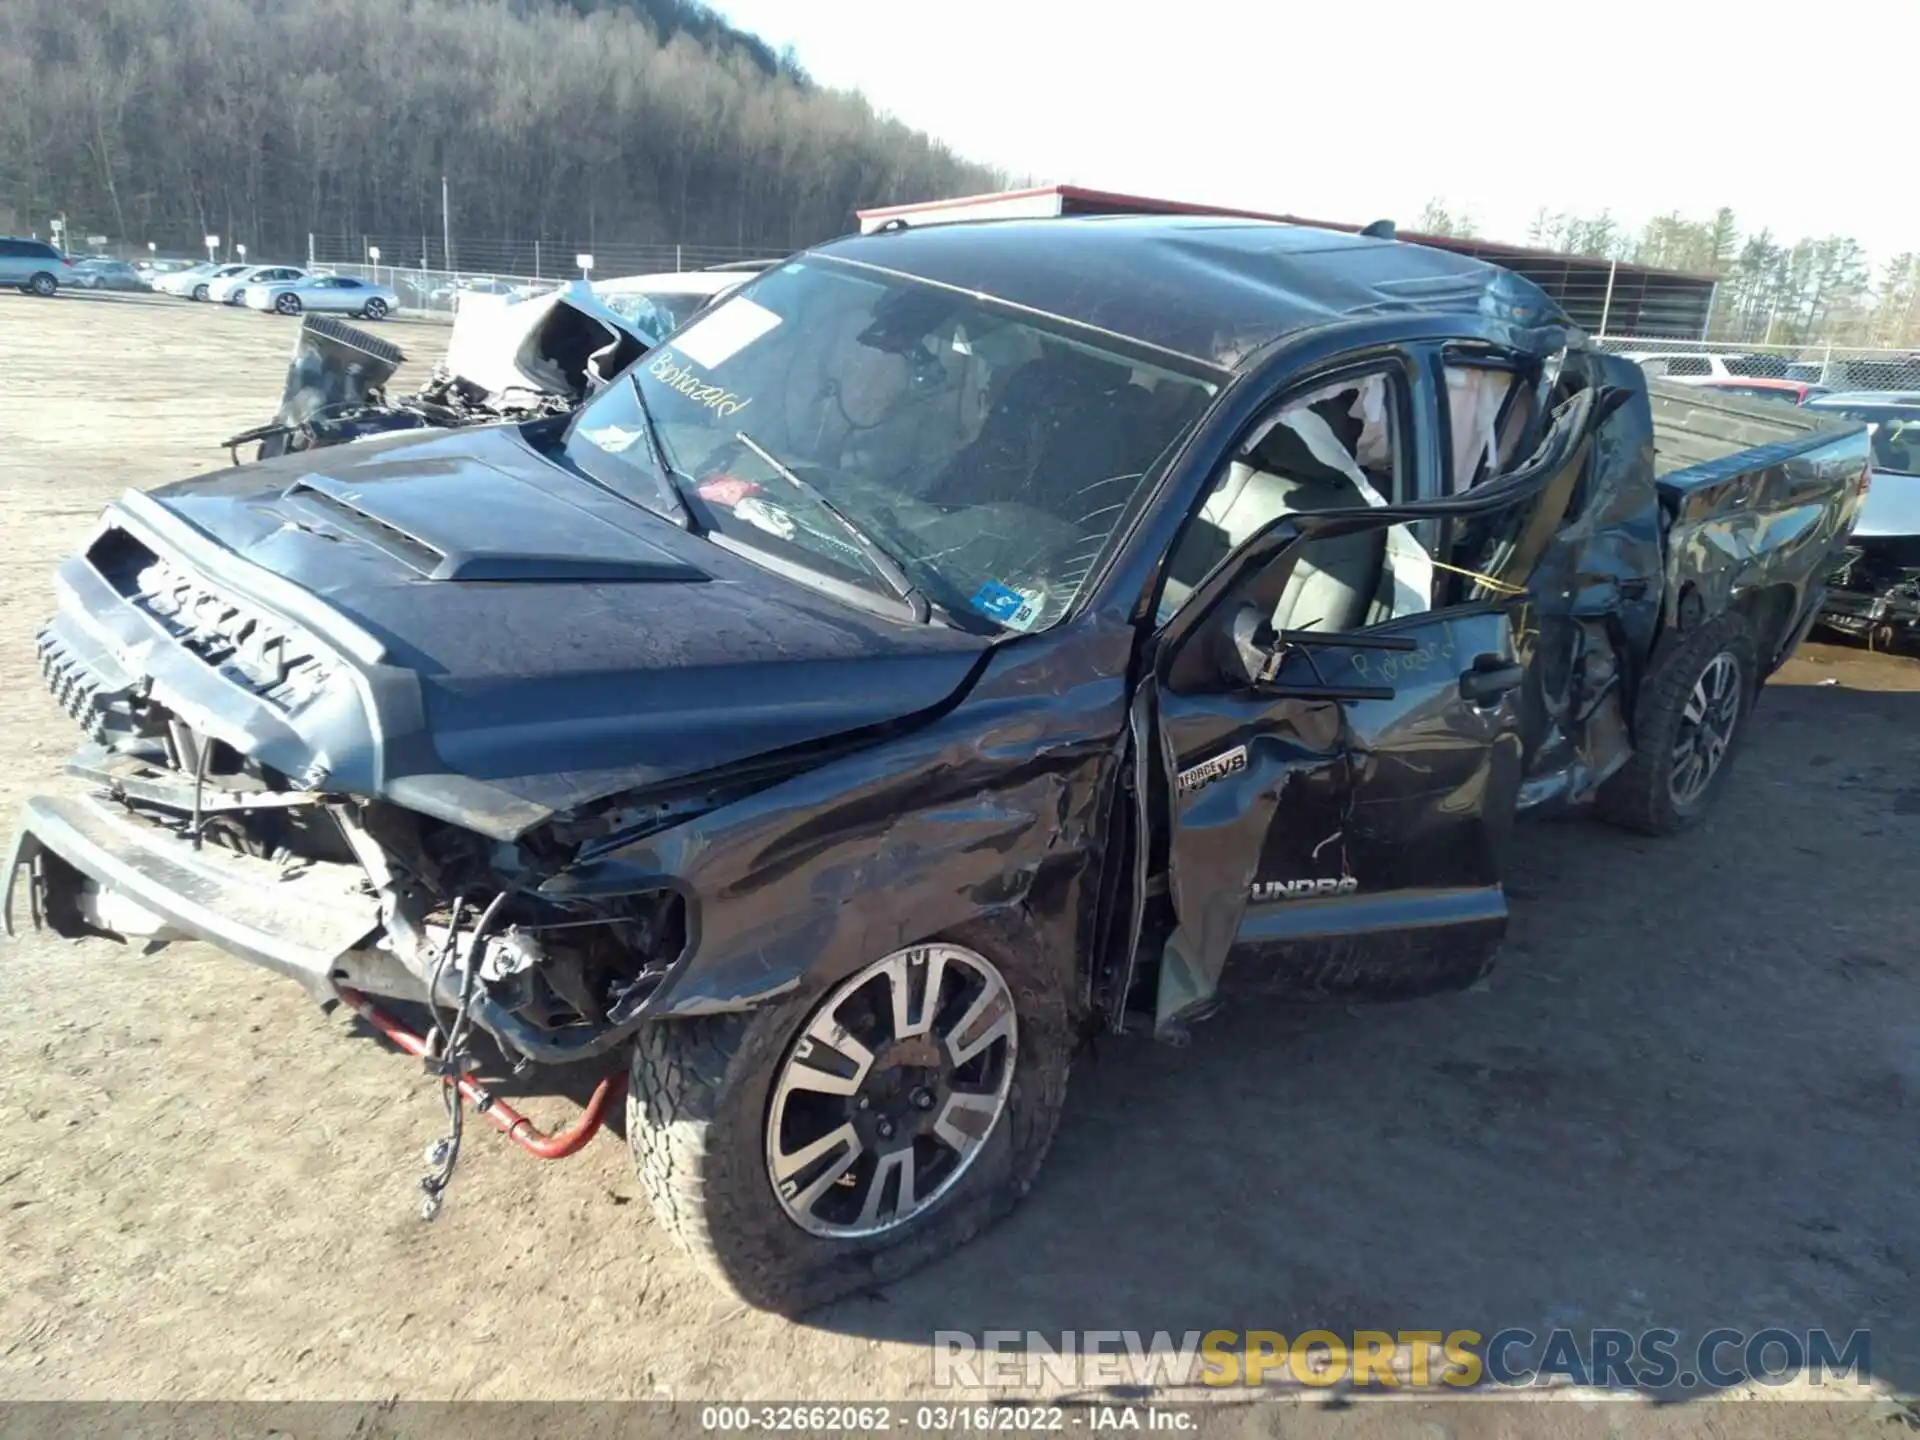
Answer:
[627,917,1073,1313]
[27,272,58,297]
[1596,610,1758,835]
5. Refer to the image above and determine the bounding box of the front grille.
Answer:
[36,627,114,743]
[130,559,332,711]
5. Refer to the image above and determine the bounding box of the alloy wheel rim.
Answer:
[1670,650,1741,806]
[765,942,1017,1240]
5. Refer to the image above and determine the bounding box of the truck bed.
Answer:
[1646,379,1859,483]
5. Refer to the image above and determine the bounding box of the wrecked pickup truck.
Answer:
[5,217,1871,1312]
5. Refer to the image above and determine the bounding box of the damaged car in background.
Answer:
[1805,391,1920,648]
[6,218,1871,1313]
[222,278,670,458]
[223,266,767,460]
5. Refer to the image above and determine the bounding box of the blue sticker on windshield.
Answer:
[970,581,1027,624]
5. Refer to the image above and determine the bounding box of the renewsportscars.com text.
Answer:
[932,1328,1871,1391]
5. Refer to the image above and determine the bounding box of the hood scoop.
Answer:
[281,469,707,584]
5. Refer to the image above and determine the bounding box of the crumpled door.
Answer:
[1139,383,1607,1030]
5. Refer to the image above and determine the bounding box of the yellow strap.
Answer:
[1427,558,1529,597]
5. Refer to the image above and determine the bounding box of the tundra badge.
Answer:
[1251,877,1361,902]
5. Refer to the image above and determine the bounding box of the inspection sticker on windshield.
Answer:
[671,296,782,369]
[580,424,643,454]
[696,475,761,507]
[970,581,1045,631]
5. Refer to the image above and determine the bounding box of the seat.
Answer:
[1161,416,1386,630]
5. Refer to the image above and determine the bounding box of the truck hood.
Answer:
[126,425,990,829]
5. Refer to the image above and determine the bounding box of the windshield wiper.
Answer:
[627,372,701,532]
[733,430,928,620]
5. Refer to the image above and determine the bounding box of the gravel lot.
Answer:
[0,292,1913,1430]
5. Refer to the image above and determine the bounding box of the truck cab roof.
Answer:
[818,215,1570,372]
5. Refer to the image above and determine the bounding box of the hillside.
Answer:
[0,0,1002,258]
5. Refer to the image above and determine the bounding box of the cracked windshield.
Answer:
[568,258,1216,631]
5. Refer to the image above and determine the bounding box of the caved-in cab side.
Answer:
[1101,336,1678,1033]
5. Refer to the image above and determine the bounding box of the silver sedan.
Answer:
[242,273,401,319]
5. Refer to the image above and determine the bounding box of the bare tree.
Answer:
[0,0,1002,259]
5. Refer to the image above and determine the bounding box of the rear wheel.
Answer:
[27,272,57,297]
[273,292,301,315]
[628,924,1072,1312]
[361,297,389,320]
[1597,610,1758,834]
[191,283,210,301]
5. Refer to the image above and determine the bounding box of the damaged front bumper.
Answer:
[1819,538,1920,640]
[3,792,380,1000]
[4,776,689,1065]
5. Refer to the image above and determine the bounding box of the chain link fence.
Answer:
[1592,336,1920,392]
[301,235,785,316]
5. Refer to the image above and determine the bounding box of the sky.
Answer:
[717,0,1912,268]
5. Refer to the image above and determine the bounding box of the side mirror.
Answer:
[1214,602,1280,690]
[1211,601,1411,701]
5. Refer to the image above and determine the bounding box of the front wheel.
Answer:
[628,924,1072,1312]
[361,298,389,320]
[191,283,210,301]
[273,292,301,315]
[1596,610,1757,835]
[27,272,58,297]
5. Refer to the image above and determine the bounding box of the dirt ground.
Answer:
[0,293,1914,1426]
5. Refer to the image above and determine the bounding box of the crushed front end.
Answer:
[4,496,693,1071]
[1820,535,1920,646]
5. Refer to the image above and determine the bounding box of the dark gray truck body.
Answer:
[2,221,1871,1056]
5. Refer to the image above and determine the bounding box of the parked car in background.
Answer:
[161,263,252,301]
[151,262,216,297]
[207,264,308,305]
[590,268,747,345]
[137,258,196,279]
[1806,392,1920,647]
[1616,350,1777,382]
[242,272,400,319]
[428,276,516,307]
[70,258,151,292]
[0,236,74,295]
[1691,377,1829,405]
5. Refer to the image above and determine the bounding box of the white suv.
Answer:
[1617,350,1780,384]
